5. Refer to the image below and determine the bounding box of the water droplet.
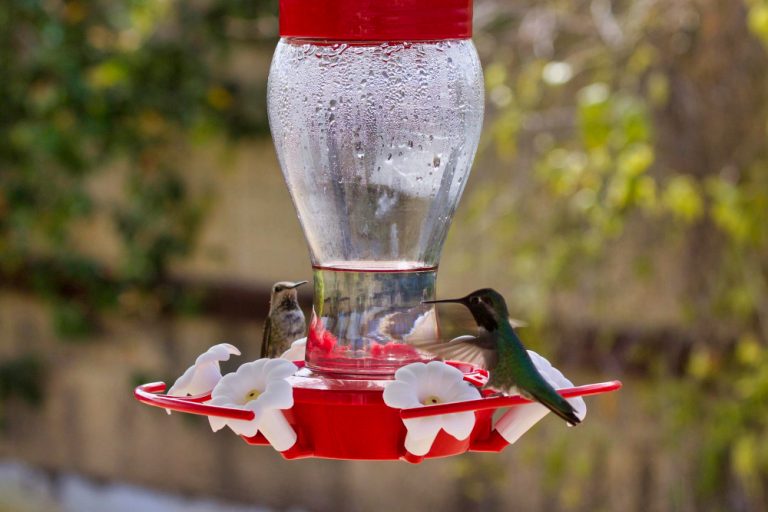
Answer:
[433,155,441,167]
[407,140,414,149]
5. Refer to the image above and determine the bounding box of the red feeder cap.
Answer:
[279,0,473,42]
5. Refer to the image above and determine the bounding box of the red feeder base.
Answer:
[134,362,622,462]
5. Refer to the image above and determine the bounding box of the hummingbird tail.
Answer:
[530,388,582,426]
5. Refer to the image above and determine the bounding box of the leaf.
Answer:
[662,175,704,222]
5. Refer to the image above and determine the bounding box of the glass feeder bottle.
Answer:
[268,0,485,376]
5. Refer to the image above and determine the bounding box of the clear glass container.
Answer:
[268,39,484,376]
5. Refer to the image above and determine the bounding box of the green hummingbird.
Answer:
[261,280,308,358]
[422,288,581,426]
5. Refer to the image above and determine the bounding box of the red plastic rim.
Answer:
[134,379,622,421]
[279,0,473,42]
[399,381,623,419]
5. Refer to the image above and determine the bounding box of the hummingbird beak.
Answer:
[422,296,469,305]
[287,280,308,289]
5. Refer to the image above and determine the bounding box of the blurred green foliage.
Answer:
[0,0,276,337]
[472,1,768,335]
[464,0,768,508]
[0,354,46,428]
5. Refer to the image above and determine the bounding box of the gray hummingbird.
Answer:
[421,288,581,426]
[260,281,308,358]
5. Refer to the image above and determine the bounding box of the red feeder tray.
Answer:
[135,361,622,462]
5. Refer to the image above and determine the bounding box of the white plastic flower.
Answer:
[166,343,241,413]
[208,358,298,451]
[494,350,587,445]
[383,361,481,456]
[280,337,306,361]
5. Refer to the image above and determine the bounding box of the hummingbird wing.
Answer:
[380,307,436,341]
[508,317,528,329]
[260,316,272,359]
[412,333,498,370]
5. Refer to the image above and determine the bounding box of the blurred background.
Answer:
[2,0,768,510]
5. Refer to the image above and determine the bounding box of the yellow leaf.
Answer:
[732,435,758,482]
[688,347,712,379]
[485,63,507,89]
[736,333,763,366]
[617,144,654,177]
[206,86,233,110]
[748,4,768,46]
[87,60,128,89]
[662,175,703,222]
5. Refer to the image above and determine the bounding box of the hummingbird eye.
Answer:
[471,296,481,304]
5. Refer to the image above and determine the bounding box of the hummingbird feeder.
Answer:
[135,0,622,462]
